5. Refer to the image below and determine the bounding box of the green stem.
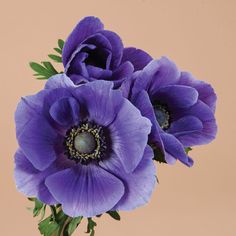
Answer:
[59,216,71,236]
[50,206,57,221]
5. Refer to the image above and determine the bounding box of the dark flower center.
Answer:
[64,122,107,164]
[83,48,108,69]
[153,104,170,130]
[74,132,96,154]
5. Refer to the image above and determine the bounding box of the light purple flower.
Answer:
[62,16,152,87]
[14,75,155,217]
[122,57,217,166]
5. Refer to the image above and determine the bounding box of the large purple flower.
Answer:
[62,16,152,87]
[122,57,217,166]
[14,75,156,217]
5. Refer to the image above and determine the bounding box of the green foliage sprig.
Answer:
[29,39,64,80]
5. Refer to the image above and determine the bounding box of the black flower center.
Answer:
[153,104,170,130]
[83,48,108,69]
[64,122,107,164]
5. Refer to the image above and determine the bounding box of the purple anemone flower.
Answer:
[14,74,156,217]
[62,16,152,87]
[122,57,217,166]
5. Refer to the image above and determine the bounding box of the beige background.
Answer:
[1,0,235,235]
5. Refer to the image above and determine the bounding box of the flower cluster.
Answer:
[14,17,217,236]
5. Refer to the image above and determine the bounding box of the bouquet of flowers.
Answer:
[14,16,217,236]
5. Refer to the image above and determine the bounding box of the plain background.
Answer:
[0,0,235,235]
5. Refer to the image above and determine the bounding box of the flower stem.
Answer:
[59,216,72,236]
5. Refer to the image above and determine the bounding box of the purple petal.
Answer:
[83,33,112,69]
[65,44,95,76]
[174,101,217,146]
[178,72,217,112]
[43,88,72,116]
[73,80,123,126]
[62,17,104,66]
[164,152,177,165]
[100,146,156,211]
[122,47,152,71]
[109,99,152,173]
[18,116,59,171]
[45,74,76,89]
[154,85,198,108]
[15,90,48,138]
[111,61,134,87]
[168,116,203,136]
[133,90,156,123]
[132,57,180,96]
[120,77,135,99]
[149,57,180,92]
[49,97,80,127]
[84,33,112,50]
[132,90,163,148]
[67,74,89,85]
[14,149,58,205]
[161,133,193,167]
[99,30,124,69]
[86,65,112,79]
[131,90,167,161]
[45,164,124,217]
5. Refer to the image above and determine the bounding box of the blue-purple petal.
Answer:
[168,116,203,136]
[62,17,104,66]
[15,90,50,138]
[86,66,112,79]
[109,99,152,173]
[100,146,156,211]
[17,116,60,171]
[74,80,124,126]
[111,61,134,87]
[14,149,58,205]
[99,30,124,69]
[178,72,217,112]
[45,164,125,217]
[160,133,193,167]
[174,101,217,146]
[49,97,80,127]
[121,47,152,71]
[154,85,198,108]
[45,74,76,90]
[132,57,180,96]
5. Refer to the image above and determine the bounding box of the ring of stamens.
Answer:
[64,122,107,164]
[153,104,170,130]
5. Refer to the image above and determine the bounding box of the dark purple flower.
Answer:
[14,74,155,217]
[62,16,152,87]
[122,57,217,166]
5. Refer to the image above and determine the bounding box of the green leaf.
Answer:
[42,61,58,74]
[107,211,121,221]
[36,77,49,80]
[49,206,57,222]
[28,197,35,201]
[185,147,192,154]
[33,199,45,217]
[152,146,166,164]
[39,205,47,222]
[48,54,62,63]
[38,216,59,236]
[58,39,64,50]
[66,216,83,235]
[30,62,52,77]
[53,47,62,55]
[29,61,58,80]
[86,218,97,236]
